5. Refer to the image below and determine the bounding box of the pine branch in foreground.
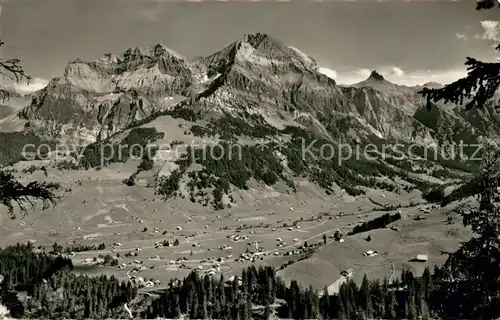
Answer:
[0,171,59,217]
[421,1,500,111]
[420,56,500,111]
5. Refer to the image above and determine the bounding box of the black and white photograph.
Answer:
[0,0,499,319]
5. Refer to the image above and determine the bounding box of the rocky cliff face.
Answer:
[18,44,204,143]
[196,33,351,121]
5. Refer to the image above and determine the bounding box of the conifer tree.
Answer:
[264,298,271,320]
[405,293,417,320]
[0,43,59,218]
[436,146,500,318]
[358,275,373,317]
[321,286,330,318]
[419,13,500,311]
[420,0,500,112]
[370,279,384,317]
[385,290,397,319]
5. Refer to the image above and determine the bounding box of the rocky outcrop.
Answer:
[17,44,200,143]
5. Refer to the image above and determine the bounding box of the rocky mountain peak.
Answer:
[368,70,385,81]
[150,44,170,56]
[120,44,185,62]
[242,32,284,50]
[204,32,316,77]
[351,70,397,90]
[59,43,187,87]
[237,32,305,64]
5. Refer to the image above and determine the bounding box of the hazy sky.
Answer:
[1,0,500,87]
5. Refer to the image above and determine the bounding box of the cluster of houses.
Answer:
[419,206,432,214]
[196,262,222,276]
[124,251,139,257]
[153,240,180,248]
[283,249,303,256]
[236,252,265,262]
[125,260,162,288]
[276,238,287,247]
[217,244,233,251]
[81,257,98,264]
[227,234,249,242]
[166,256,226,276]
[129,275,160,288]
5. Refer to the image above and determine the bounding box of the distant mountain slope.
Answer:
[1,32,497,209]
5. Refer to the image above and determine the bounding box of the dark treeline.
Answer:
[141,265,452,320]
[46,242,106,254]
[348,213,402,235]
[63,242,106,253]
[77,127,164,169]
[0,243,73,292]
[0,243,137,319]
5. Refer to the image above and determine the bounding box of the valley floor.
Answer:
[0,162,473,294]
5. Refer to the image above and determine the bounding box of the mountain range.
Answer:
[1,32,498,209]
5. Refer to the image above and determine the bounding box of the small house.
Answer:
[416,254,428,262]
